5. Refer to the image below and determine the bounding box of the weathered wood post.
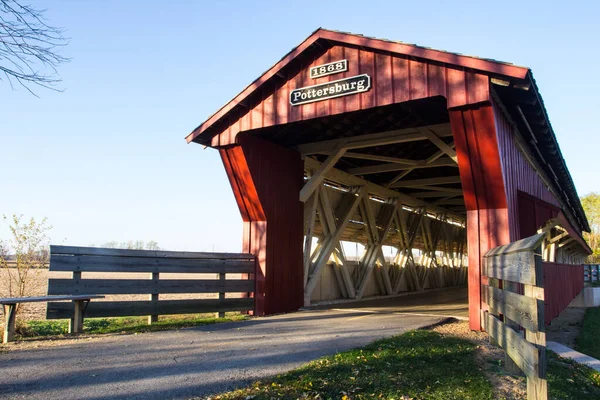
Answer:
[148,271,159,324]
[482,232,547,400]
[68,270,81,334]
[216,272,225,318]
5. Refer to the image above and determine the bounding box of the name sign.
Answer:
[310,59,347,79]
[290,74,371,106]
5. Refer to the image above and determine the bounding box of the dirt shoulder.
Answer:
[432,321,526,400]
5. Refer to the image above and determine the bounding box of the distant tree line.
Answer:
[582,193,600,263]
[97,240,161,250]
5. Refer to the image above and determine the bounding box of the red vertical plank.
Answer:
[313,50,331,118]
[392,56,409,103]
[428,64,446,99]
[263,93,275,127]
[409,60,427,99]
[359,49,375,110]
[344,47,360,112]
[329,46,346,115]
[289,69,303,123]
[375,53,393,106]
[276,77,290,125]
[251,100,263,130]
[447,68,466,108]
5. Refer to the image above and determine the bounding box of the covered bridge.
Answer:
[186,29,591,330]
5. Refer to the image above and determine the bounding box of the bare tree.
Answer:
[0,215,52,312]
[0,0,69,94]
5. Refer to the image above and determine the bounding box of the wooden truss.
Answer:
[298,123,462,207]
[537,219,588,265]
[303,183,468,305]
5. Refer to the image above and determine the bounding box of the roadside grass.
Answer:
[209,329,494,400]
[14,313,248,339]
[206,323,600,400]
[575,306,600,359]
[547,350,600,400]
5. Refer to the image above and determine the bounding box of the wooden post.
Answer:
[524,249,547,399]
[148,272,159,324]
[68,271,81,334]
[216,272,225,318]
[71,300,85,334]
[3,303,16,343]
[482,233,548,400]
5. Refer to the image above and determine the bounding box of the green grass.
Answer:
[14,313,248,339]
[575,307,600,360]
[547,350,600,400]
[207,328,600,400]
[211,329,494,400]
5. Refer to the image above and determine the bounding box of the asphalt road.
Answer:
[0,288,466,400]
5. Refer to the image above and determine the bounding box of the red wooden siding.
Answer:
[220,135,304,315]
[212,45,490,147]
[544,262,584,325]
[492,100,561,241]
[450,104,511,331]
[517,192,560,239]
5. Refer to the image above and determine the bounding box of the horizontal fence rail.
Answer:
[47,245,256,321]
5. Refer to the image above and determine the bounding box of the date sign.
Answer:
[309,59,347,79]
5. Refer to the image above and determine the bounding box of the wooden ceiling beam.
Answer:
[410,185,463,194]
[411,191,459,198]
[389,176,462,189]
[386,145,455,187]
[347,158,457,175]
[304,156,465,223]
[297,123,452,155]
[320,151,420,166]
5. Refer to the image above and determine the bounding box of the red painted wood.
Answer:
[493,100,562,241]
[220,135,304,316]
[187,29,530,144]
[207,45,491,146]
[451,104,511,331]
[543,262,584,325]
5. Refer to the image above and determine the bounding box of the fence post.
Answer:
[68,271,81,334]
[216,272,225,318]
[148,272,159,324]
[524,248,547,399]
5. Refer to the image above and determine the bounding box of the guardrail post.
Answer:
[148,272,159,324]
[216,272,225,318]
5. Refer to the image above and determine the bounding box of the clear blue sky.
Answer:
[1,0,599,251]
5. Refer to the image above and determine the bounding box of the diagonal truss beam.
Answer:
[304,186,366,305]
[300,142,347,202]
[421,128,458,163]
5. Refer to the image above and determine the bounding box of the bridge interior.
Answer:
[251,97,469,306]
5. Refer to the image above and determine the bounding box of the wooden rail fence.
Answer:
[482,232,547,400]
[46,246,255,324]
